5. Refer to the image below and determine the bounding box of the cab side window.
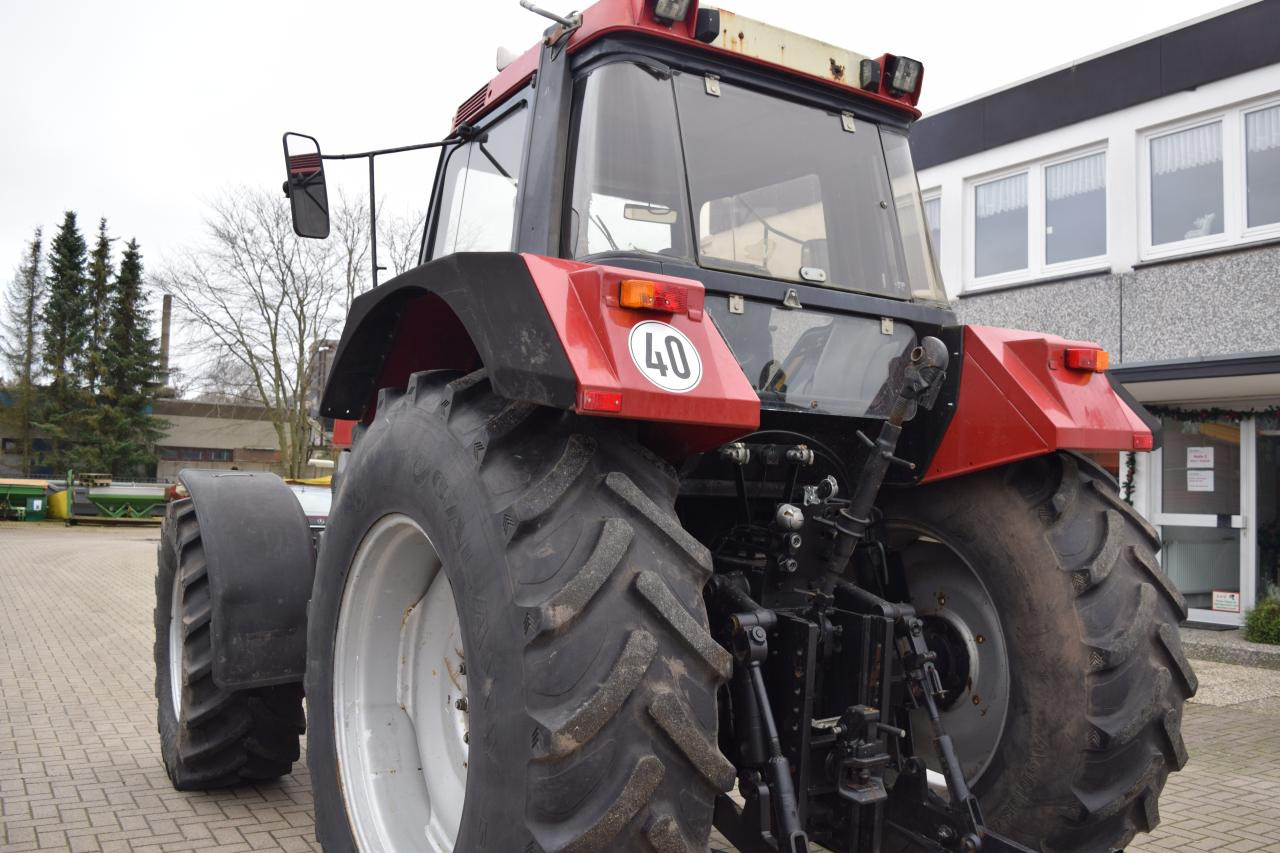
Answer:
[431,103,529,257]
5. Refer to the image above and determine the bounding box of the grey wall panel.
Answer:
[955,244,1280,366]
[954,273,1122,356]
[1121,245,1280,362]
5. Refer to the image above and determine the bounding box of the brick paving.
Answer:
[2,523,1279,852]
[0,525,316,853]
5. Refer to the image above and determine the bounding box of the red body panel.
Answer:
[457,0,920,130]
[332,419,357,449]
[522,253,760,451]
[924,326,1152,483]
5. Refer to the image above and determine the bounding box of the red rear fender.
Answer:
[924,326,1152,483]
[523,254,760,453]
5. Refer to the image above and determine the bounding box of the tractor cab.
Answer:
[422,2,949,424]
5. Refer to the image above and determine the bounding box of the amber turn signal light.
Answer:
[619,279,688,314]
[1064,347,1109,372]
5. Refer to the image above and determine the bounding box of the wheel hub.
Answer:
[333,514,468,852]
[895,531,1011,788]
[920,615,973,712]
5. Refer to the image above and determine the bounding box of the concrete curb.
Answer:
[1181,626,1280,671]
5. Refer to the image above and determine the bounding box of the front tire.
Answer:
[882,453,1196,852]
[306,370,734,852]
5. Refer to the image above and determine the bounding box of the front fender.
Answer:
[180,469,315,689]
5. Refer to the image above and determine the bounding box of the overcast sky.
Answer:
[0,0,1243,287]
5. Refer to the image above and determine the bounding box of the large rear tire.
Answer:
[153,498,306,789]
[881,452,1196,852]
[306,369,734,852]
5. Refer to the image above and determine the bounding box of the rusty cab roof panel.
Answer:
[453,0,922,130]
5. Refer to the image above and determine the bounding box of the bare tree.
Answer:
[187,356,259,405]
[1,228,45,475]
[379,211,427,278]
[332,190,370,309]
[159,188,344,477]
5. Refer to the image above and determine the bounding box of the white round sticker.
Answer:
[627,321,703,393]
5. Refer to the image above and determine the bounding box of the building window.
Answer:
[1149,121,1224,246]
[922,192,941,261]
[1140,99,1280,259]
[1246,104,1280,228]
[965,148,1107,290]
[974,172,1027,277]
[157,446,235,463]
[1045,152,1106,264]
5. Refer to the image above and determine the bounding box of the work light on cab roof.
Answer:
[468,0,928,135]
[635,0,927,107]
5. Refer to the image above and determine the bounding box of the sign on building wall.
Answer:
[1187,469,1215,492]
[1187,446,1214,468]
[1212,589,1242,613]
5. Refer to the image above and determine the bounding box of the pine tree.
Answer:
[38,211,90,474]
[41,211,88,390]
[84,218,115,395]
[99,239,162,477]
[1,228,45,476]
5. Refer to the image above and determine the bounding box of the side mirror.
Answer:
[282,132,330,239]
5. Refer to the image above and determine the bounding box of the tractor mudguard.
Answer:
[319,251,760,452]
[179,469,315,689]
[923,325,1156,482]
[319,253,577,422]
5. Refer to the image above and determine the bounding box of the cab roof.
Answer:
[453,0,922,130]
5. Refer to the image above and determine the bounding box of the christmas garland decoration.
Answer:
[1116,403,1280,505]
[1122,452,1137,505]
[1142,403,1280,424]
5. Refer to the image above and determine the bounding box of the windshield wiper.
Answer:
[737,195,808,246]
[588,213,620,251]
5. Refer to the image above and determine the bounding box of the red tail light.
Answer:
[580,389,623,412]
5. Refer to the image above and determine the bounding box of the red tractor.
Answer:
[153,2,1194,851]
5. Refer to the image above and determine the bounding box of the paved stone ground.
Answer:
[2,523,1279,852]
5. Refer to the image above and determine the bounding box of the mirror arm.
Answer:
[319,131,471,162]
[283,127,473,282]
[316,131,471,288]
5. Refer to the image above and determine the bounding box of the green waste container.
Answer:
[25,495,47,521]
[0,480,50,520]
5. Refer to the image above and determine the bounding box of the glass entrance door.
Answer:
[1257,416,1280,600]
[1152,414,1246,625]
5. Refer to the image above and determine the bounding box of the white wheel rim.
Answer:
[169,574,183,717]
[895,528,1011,788]
[334,514,468,852]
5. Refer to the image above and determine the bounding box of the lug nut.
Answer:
[455,697,469,712]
